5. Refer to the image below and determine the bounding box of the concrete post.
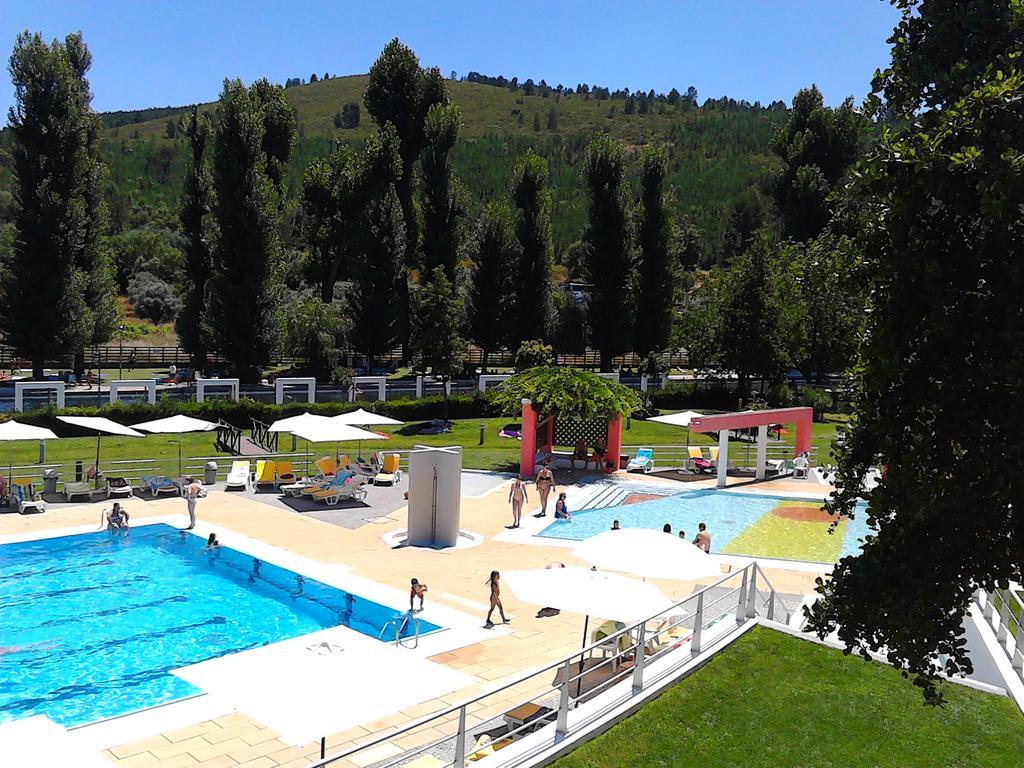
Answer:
[717,429,729,488]
[415,375,423,398]
[755,424,768,480]
[640,374,648,393]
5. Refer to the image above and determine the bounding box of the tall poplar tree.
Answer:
[205,79,296,383]
[582,136,633,372]
[2,32,112,379]
[419,103,464,282]
[633,146,674,361]
[364,38,449,357]
[176,106,213,370]
[508,151,553,349]
[467,202,516,372]
[350,185,405,371]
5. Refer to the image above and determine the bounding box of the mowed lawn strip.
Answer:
[552,626,1024,768]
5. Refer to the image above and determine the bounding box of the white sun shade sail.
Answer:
[647,410,705,428]
[0,421,59,441]
[332,408,404,427]
[267,412,334,433]
[572,529,722,581]
[133,414,218,433]
[56,416,144,438]
[503,567,673,622]
[289,421,385,444]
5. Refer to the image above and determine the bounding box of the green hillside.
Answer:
[93,74,787,258]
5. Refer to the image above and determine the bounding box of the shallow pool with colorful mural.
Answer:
[538,487,870,564]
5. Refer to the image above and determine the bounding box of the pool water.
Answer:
[539,488,870,563]
[0,524,439,727]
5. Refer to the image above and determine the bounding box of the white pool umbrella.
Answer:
[332,409,401,457]
[267,412,333,433]
[572,529,721,581]
[503,566,673,624]
[647,410,704,459]
[56,416,144,488]
[0,421,59,490]
[290,421,386,462]
[133,414,219,476]
[332,408,403,427]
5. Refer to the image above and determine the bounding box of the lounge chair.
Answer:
[274,461,297,487]
[688,447,715,474]
[626,447,654,473]
[503,702,555,732]
[300,470,354,497]
[314,456,339,479]
[225,460,251,491]
[12,481,45,514]
[373,453,402,486]
[142,475,180,497]
[709,446,720,467]
[350,453,380,477]
[311,474,369,505]
[467,733,513,762]
[63,480,92,502]
[106,476,134,499]
[253,460,277,489]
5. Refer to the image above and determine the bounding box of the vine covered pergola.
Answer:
[492,367,641,478]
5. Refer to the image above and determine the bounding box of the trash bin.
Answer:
[204,461,218,485]
[42,468,59,495]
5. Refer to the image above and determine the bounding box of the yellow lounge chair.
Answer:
[467,734,513,762]
[373,453,402,486]
[253,460,277,488]
[314,456,338,478]
[274,461,297,487]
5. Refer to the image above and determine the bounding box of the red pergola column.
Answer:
[520,399,537,479]
[605,415,623,473]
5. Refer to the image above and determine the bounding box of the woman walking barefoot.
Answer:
[534,462,555,517]
[507,478,528,528]
[485,570,510,627]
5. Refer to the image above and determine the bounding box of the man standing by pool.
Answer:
[183,476,202,530]
[693,522,711,553]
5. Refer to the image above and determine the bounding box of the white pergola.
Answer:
[478,374,510,393]
[109,379,157,405]
[349,376,387,402]
[275,377,316,405]
[195,378,240,403]
[14,381,65,412]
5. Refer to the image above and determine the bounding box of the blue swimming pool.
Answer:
[0,524,439,727]
[539,488,871,563]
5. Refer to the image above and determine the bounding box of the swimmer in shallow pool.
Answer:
[99,503,129,530]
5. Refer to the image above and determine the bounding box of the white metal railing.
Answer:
[975,588,1024,685]
[306,561,786,767]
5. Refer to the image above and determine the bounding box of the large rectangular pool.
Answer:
[0,524,439,727]
[539,487,870,563]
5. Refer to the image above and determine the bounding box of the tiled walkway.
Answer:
[0,473,827,767]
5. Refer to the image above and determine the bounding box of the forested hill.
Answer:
[6,73,790,260]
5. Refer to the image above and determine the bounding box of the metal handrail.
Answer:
[307,562,773,768]
[378,613,422,649]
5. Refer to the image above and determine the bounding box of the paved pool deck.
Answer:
[0,471,829,768]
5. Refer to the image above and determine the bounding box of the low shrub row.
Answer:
[10,392,505,430]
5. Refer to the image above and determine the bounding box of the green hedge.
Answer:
[7,392,505,430]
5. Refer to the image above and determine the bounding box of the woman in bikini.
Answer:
[534,462,555,517]
[507,478,528,528]
[99,503,129,530]
[485,570,510,627]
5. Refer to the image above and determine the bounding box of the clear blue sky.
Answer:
[0,1,900,115]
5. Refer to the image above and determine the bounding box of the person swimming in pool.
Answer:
[206,532,221,548]
[99,503,129,530]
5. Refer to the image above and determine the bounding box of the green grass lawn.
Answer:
[553,627,1024,768]
[0,412,844,476]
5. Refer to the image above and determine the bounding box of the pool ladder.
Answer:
[379,612,421,648]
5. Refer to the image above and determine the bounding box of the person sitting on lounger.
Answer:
[410,578,428,612]
[100,503,129,530]
[572,440,589,470]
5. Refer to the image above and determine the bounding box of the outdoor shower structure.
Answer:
[406,445,463,548]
